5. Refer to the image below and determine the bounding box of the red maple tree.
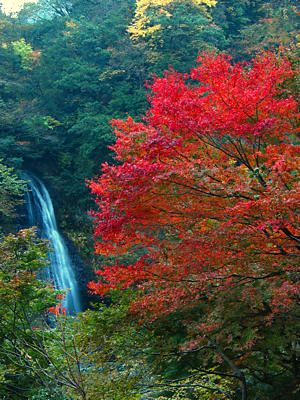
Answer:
[88,52,299,331]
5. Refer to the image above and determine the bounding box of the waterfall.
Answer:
[25,174,81,314]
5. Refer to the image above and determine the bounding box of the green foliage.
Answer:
[153,372,234,399]
[238,2,300,55]
[0,229,56,398]
[30,388,68,400]
[11,38,35,70]
[0,229,124,399]
[139,0,227,73]
[212,0,300,58]
[0,161,26,219]
[128,0,217,38]
[0,233,145,399]
[68,304,145,399]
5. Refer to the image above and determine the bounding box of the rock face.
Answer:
[62,235,91,310]
[24,173,82,314]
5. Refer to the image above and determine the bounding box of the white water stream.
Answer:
[25,174,81,314]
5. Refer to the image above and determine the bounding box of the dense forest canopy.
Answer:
[0,0,298,229]
[0,0,299,399]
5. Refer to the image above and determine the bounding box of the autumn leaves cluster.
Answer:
[89,52,299,347]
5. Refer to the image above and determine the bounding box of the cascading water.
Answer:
[25,174,81,314]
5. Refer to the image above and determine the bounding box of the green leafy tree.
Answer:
[141,0,227,73]
[11,38,36,70]
[0,161,26,220]
[0,229,89,399]
[128,0,217,38]
[0,229,55,398]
